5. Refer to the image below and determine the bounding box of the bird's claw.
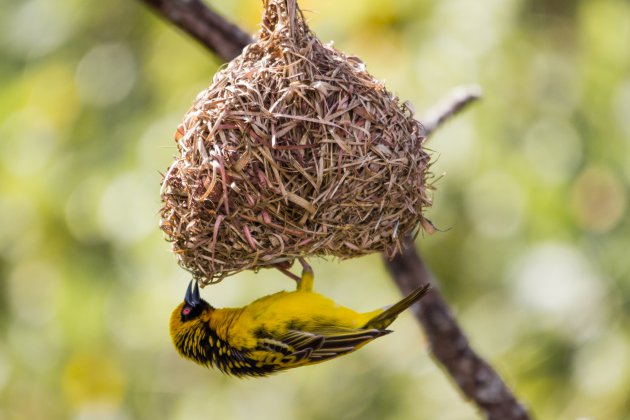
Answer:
[274,257,314,291]
[274,262,301,282]
[297,257,314,292]
[297,257,312,275]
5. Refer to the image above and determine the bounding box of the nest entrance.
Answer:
[160,0,432,284]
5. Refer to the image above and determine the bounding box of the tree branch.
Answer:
[384,87,530,419]
[139,0,252,60]
[137,1,531,418]
[385,244,530,420]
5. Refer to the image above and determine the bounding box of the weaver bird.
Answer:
[169,259,430,377]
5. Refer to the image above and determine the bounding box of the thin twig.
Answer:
[422,84,483,137]
[137,1,532,418]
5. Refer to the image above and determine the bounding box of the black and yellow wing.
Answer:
[251,327,391,371]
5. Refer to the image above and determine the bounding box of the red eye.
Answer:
[182,307,191,315]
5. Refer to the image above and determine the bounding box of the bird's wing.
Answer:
[302,327,391,362]
[255,327,390,368]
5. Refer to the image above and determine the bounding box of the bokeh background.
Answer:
[1,0,629,418]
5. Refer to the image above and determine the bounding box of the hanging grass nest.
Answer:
[160,0,432,284]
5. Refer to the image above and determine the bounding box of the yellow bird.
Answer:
[169,259,430,377]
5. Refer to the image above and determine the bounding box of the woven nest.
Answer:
[160,0,432,284]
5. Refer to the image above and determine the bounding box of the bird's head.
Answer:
[169,280,213,361]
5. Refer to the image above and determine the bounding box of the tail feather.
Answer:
[363,284,431,330]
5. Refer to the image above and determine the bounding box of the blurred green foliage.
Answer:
[1,0,629,419]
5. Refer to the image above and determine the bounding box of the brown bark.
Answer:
[385,243,530,420]
[140,0,251,60]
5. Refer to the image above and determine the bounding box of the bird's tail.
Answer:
[363,284,431,330]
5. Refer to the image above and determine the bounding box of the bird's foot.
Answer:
[273,262,301,283]
[297,257,314,292]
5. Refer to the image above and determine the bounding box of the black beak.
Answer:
[184,280,201,307]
